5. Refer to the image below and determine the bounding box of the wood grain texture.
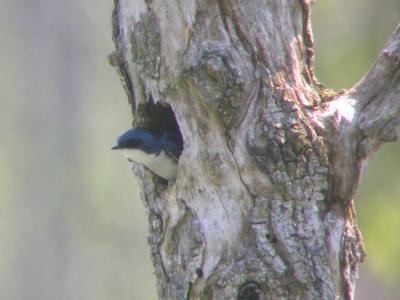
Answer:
[111,1,400,299]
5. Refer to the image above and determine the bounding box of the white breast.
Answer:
[123,149,178,180]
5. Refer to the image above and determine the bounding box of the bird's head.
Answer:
[111,127,162,154]
[112,127,183,181]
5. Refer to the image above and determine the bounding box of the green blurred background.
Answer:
[0,0,399,299]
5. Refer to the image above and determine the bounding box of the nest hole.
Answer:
[134,98,182,137]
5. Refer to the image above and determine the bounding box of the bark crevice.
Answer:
[111,1,400,299]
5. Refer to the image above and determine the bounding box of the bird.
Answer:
[112,127,183,181]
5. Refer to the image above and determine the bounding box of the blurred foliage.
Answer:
[0,0,399,299]
[1,0,156,299]
[356,144,400,282]
[313,0,400,90]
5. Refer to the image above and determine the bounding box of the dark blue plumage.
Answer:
[112,127,183,180]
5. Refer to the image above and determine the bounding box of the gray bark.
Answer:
[110,0,400,299]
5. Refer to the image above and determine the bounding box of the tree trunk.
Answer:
[110,1,400,299]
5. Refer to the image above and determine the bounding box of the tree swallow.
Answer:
[112,127,183,181]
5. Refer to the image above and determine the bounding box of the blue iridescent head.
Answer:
[112,127,183,180]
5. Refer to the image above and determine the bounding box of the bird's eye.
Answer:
[126,138,142,148]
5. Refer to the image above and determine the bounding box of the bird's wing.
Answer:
[162,133,183,161]
[163,147,179,161]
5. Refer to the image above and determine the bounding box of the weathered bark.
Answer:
[110,1,400,299]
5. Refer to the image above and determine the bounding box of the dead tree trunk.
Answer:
[110,1,400,299]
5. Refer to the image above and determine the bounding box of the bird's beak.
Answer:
[111,145,122,150]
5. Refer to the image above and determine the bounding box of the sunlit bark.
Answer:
[111,1,400,299]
